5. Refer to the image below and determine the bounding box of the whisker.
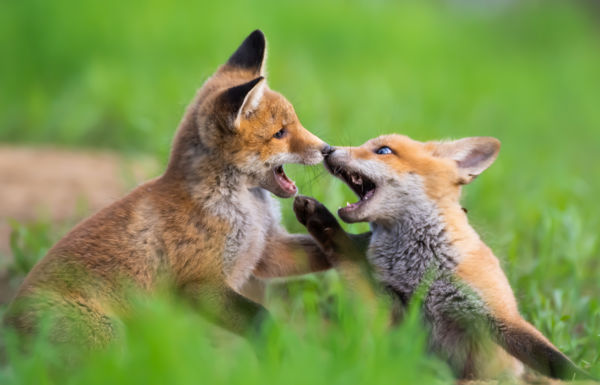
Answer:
[297,167,328,196]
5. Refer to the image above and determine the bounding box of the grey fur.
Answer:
[298,135,589,380]
[367,174,492,375]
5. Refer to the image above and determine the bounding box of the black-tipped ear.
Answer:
[218,76,264,120]
[226,30,266,75]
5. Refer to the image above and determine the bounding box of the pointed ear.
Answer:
[433,137,500,184]
[218,77,265,124]
[225,29,266,75]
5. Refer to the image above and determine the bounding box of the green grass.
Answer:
[1,280,452,385]
[1,0,600,383]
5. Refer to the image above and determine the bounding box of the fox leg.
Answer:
[291,196,379,305]
[292,195,371,260]
[181,281,269,337]
[250,211,344,303]
[493,317,594,380]
[252,232,333,279]
[237,274,267,304]
[253,195,370,280]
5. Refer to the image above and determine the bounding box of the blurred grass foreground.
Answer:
[1,0,600,383]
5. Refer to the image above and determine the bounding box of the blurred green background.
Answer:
[1,0,599,383]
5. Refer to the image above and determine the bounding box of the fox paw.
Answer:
[293,196,343,255]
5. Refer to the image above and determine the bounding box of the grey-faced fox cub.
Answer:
[4,30,333,348]
[293,134,592,381]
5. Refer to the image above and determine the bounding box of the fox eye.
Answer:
[273,127,286,139]
[375,146,392,155]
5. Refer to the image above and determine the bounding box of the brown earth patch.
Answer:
[0,145,158,303]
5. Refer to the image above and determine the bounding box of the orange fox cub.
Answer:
[293,135,591,381]
[4,30,333,347]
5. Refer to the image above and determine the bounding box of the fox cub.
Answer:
[294,135,592,380]
[5,30,333,347]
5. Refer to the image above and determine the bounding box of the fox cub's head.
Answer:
[172,30,329,198]
[325,135,500,224]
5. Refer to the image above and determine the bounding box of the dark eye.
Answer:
[375,146,392,155]
[273,128,286,139]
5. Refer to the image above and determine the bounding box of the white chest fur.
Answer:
[220,187,280,290]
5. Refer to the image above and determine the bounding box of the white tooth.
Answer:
[346,202,350,207]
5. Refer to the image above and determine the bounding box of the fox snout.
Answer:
[321,145,335,157]
[321,146,351,173]
[289,128,331,166]
[307,143,333,164]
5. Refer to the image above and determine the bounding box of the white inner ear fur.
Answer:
[259,49,267,77]
[433,137,501,184]
[241,79,265,118]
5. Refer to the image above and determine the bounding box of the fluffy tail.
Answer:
[494,318,595,381]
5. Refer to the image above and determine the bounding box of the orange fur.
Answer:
[298,134,588,380]
[3,30,332,349]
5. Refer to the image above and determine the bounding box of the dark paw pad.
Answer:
[294,196,343,252]
[294,196,339,230]
[293,195,316,226]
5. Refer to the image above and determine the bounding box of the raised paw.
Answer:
[294,196,345,253]
[294,196,341,232]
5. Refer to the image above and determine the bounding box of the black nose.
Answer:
[321,145,335,157]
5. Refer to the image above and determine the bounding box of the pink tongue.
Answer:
[274,169,297,194]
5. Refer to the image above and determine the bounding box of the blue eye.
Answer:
[375,146,392,155]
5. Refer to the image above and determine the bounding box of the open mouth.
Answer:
[332,167,376,214]
[273,165,297,196]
